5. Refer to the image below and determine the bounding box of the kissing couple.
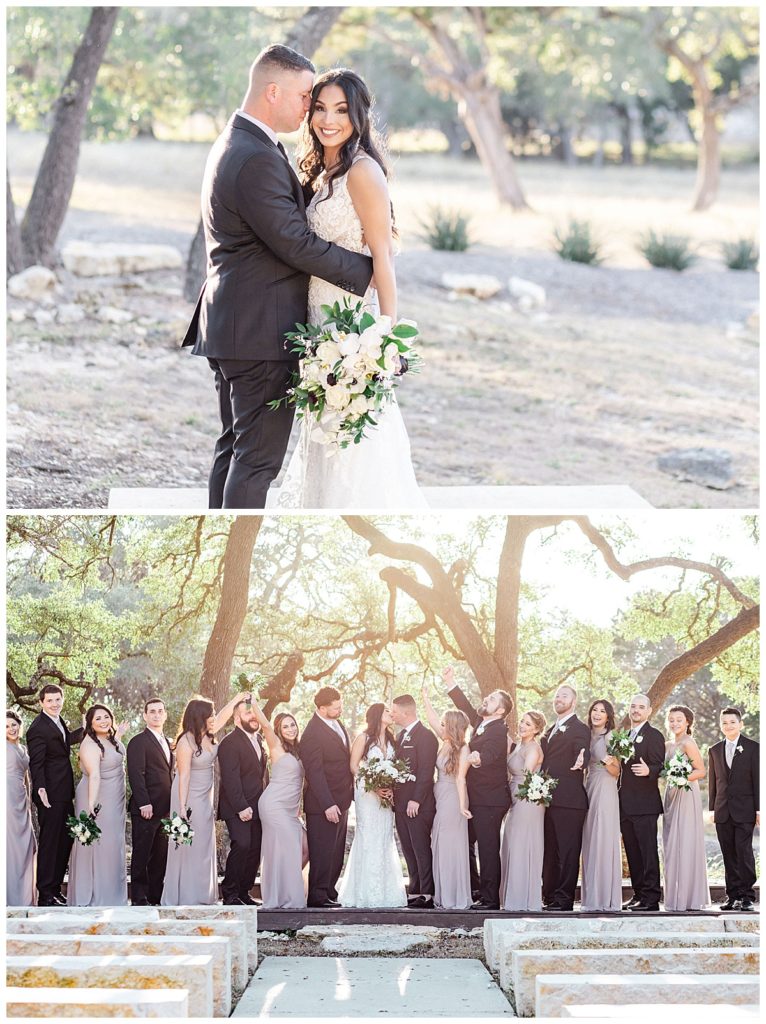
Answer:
[182,44,426,511]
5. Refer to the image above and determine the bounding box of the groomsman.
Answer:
[540,684,591,911]
[391,694,438,908]
[709,707,759,912]
[26,684,85,906]
[300,686,354,908]
[446,670,512,910]
[618,692,665,912]
[218,698,269,905]
[126,698,174,905]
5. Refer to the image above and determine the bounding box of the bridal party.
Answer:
[6,674,759,913]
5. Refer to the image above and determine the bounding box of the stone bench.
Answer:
[23,906,161,922]
[497,931,759,995]
[560,1004,760,1019]
[483,915,756,970]
[6,916,248,995]
[7,934,232,1016]
[5,986,190,1018]
[6,954,215,1018]
[535,974,761,1018]
[158,905,258,974]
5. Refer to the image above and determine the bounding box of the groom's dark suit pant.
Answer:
[395,803,435,896]
[306,808,348,904]
[208,357,298,509]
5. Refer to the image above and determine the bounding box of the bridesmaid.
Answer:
[662,705,711,911]
[6,711,37,906]
[161,691,250,906]
[500,709,546,911]
[422,683,472,910]
[250,703,307,909]
[67,704,129,906]
[580,698,622,912]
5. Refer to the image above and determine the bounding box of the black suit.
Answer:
[126,728,174,905]
[709,734,759,903]
[540,714,591,909]
[448,685,511,906]
[182,114,373,509]
[394,721,438,897]
[217,727,269,902]
[617,720,665,906]
[300,713,354,905]
[26,712,85,902]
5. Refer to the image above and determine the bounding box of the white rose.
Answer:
[337,332,361,357]
[325,384,352,411]
[316,341,342,366]
[382,343,401,374]
[179,823,189,834]
[348,395,370,417]
[172,815,182,827]
[303,361,323,384]
[375,314,393,334]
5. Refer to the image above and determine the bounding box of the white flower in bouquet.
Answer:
[338,332,361,358]
[316,340,342,366]
[325,384,352,411]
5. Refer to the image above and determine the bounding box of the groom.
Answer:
[182,44,373,509]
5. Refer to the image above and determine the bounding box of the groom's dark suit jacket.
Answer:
[182,114,373,361]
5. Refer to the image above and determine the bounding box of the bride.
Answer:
[337,702,407,908]
[279,68,426,509]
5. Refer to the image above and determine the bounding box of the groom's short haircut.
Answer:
[393,694,417,711]
[251,44,315,83]
[314,686,341,708]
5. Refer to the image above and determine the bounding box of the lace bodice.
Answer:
[307,156,371,257]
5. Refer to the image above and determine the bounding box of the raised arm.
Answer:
[442,667,481,729]
[347,158,396,319]
[249,701,284,761]
[420,683,444,739]
[212,691,252,736]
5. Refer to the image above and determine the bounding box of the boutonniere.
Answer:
[635,736,643,744]
[737,745,744,754]
[559,725,567,733]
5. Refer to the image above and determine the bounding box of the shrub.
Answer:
[418,206,472,251]
[721,238,759,271]
[553,219,604,265]
[639,230,697,271]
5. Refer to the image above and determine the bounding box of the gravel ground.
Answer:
[257,928,486,967]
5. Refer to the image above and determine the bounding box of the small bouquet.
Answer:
[661,749,694,791]
[357,754,415,809]
[270,299,422,454]
[517,769,559,807]
[161,808,194,847]
[605,729,635,763]
[66,804,102,846]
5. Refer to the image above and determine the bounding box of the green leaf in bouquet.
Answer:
[359,312,376,332]
[390,324,419,339]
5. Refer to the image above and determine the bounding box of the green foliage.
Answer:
[721,238,759,271]
[553,219,604,265]
[639,230,697,271]
[418,206,472,251]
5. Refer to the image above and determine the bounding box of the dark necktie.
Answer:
[276,140,290,164]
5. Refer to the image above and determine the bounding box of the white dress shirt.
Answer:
[725,736,740,768]
[549,711,575,739]
[43,710,66,739]
[318,714,347,746]
[236,109,279,146]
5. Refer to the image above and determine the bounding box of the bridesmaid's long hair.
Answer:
[274,712,301,759]
[84,703,120,757]
[587,699,616,733]
[363,702,395,761]
[442,709,470,777]
[175,697,216,757]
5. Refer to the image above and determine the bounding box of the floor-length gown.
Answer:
[431,750,471,909]
[279,154,426,510]
[580,731,622,912]
[662,740,711,911]
[500,741,545,912]
[338,742,407,907]
[6,741,36,906]
[67,739,128,906]
[161,739,218,906]
[258,753,307,909]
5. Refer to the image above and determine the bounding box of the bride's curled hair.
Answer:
[442,709,470,776]
[363,702,395,760]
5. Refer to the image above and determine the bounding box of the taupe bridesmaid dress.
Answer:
[431,749,471,910]
[500,741,545,911]
[67,738,128,906]
[6,741,36,906]
[258,752,307,909]
[161,738,218,906]
[580,731,622,911]
[662,739,711,911]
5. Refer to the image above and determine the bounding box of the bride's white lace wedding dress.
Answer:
[278,154,426,509]
[337,741,407,908]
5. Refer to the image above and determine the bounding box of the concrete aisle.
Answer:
[233,956,515,1018]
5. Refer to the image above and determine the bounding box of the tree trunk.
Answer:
[457,85,529,208]
[7,169,24,277]
[19,7,119,267]
[614,104,633,165]
[692,106,721,211]
[493,519,535,733]
[182,5,344,302]
[199,516,263,715]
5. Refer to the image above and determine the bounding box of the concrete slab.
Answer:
[108,484,652,511]
[561,1005,760,1019]
[5,987,190,1018]
[535,974,760,1018]
[300,924,444,953]
[233,956,514,1017]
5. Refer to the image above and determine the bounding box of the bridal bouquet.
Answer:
[161,808,194,847]
[357,754,415,809]
[661,749,694,791]
[605,729,635,763]
[66,804,102,846]
[270,299,422,454]
[517,769,558,807]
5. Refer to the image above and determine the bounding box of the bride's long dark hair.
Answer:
[297,69,393,215]
[363,702,395,760]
